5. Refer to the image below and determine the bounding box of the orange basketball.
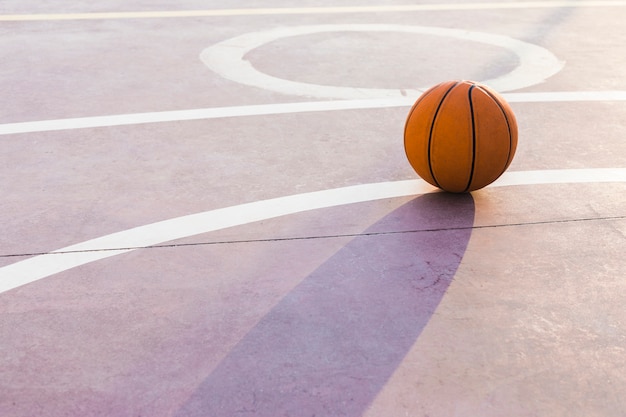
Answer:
[404,80,518,193]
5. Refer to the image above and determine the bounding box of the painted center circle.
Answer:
[200,24,564,99]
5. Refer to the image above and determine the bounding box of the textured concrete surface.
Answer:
[1,1,625,416]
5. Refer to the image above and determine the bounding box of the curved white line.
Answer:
[2,91,626,135]
[200,24,564,99]
[1,168,625,294]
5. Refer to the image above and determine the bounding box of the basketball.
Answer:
[404,80,518,193]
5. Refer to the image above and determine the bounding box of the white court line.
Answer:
[1,168,625,294]
[2,91,626,136]
[2,1,626,21]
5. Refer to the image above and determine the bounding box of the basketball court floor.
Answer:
[1,1,625,416]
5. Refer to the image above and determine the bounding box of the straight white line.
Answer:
[0,168,625,294]
[504,91,626,102]
[2,2,626,21]
[2,91,626,136]
[0,100,405,136]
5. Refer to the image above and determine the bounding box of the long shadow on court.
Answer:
[174,192,475,417]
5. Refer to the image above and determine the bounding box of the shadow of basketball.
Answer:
[174,192,475,416]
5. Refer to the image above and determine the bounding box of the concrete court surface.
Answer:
[1,1,626,416]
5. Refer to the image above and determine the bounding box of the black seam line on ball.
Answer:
[481,87,514,170]
[403,83,440,165]
[428,81,459,189]
[464,84,478,193]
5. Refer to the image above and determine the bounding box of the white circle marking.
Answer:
[200,24,564,99]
